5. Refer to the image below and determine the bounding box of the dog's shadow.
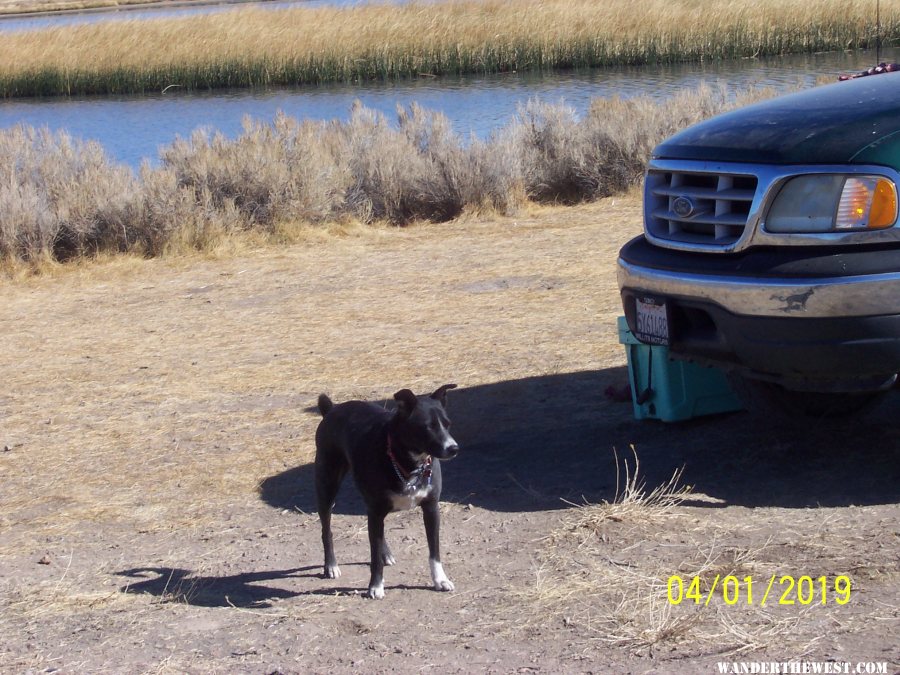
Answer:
[261,369,900,512]
[117,566,436,605]
[117,566,316,608]
[261,463,366,516]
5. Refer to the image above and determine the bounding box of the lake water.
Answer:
[1,25,896,168]
[0,0,372,32]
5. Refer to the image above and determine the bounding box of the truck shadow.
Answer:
[259,369,900,513]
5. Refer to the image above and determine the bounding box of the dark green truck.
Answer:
[617,73,900,414]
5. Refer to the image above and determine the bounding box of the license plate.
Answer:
[634,296,670,345]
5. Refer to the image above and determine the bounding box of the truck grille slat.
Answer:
[651,209,747,227]
[645,169,758,249]
[651,186,756,201]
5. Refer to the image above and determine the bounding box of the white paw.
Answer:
[434,578,455,592]
[325,564,341,579]
[430,559,455,592]
[366,583,385,600]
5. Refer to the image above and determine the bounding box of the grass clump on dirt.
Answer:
[0,0,891,97]
[0,83,776,271]
[509,448,822,656]
[514,446,705,651]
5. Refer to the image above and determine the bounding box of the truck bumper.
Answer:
[617,236,900,388]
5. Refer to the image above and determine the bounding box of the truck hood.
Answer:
[653,72,900,165]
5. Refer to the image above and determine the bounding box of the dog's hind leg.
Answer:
[381,540,396,566]
[315,451,347,580]
[422,500,454,592]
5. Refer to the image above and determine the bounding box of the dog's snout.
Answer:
[443,443,459,459]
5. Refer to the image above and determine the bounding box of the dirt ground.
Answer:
[0,197,898,674]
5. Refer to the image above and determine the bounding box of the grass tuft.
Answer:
[506,447,876,658]
[559,445,693,538]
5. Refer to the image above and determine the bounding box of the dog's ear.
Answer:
[430,383,458,407]
[393,389,418,417]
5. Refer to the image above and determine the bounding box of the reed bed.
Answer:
[0,0,893,97]
[0,83,776,269]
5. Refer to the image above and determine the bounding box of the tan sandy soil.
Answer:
[0,196,897,673]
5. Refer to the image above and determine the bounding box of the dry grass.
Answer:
[0,196,639,556]
[0,0,892,96]
[506,447,897,657]
[512,448,707,651]
[0,83,779,271]
[0,194,896,669]
[559,446,692,531]
[0,199,637,662]
[519,522,829,656]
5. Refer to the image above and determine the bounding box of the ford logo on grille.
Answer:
[672,196,695,218]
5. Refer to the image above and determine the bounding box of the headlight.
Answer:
[765,174,897,233]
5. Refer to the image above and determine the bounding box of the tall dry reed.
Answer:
[0,83,776,268]
[0,0,892,96]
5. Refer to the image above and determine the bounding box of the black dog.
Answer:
[314,384,459,599]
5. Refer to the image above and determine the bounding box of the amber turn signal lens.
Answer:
[836,177,897,230]
[868,177,897,229]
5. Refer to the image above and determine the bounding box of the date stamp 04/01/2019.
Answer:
[667,575,852,607]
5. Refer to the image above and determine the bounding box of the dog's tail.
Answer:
[317,394,334,417]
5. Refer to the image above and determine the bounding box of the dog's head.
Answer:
[392,384,459,460]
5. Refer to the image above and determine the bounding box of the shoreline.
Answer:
[0,0,287,20]
[0,86,773,270]
[0,0,887,99]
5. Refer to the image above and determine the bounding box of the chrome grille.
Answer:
[645,169,758,249]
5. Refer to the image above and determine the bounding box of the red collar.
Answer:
[387,434,433,484]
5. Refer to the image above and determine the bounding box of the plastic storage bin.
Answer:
[617,316,743,422]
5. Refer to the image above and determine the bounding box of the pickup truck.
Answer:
[617,72,900,416]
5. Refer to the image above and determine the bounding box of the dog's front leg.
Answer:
[366,510,388,599]
[422,500,454,592]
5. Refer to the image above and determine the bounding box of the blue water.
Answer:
[1,37,896,168]
[0,0,372,32]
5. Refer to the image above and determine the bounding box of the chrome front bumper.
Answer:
[617,258,900,319]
